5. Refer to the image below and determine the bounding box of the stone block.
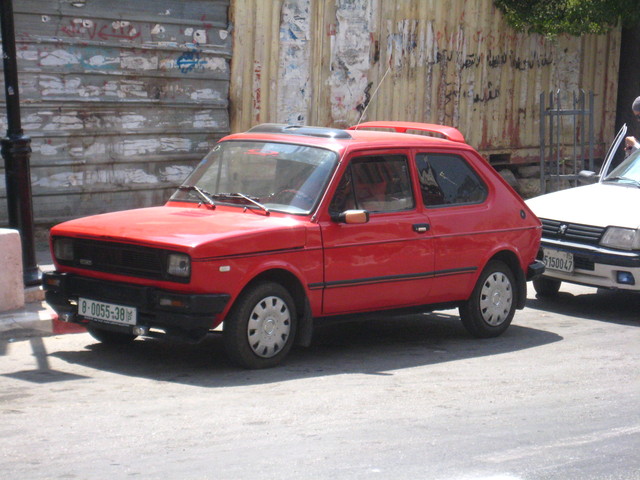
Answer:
[519,178,542,199]
[0,229,25,312]
[517,165,541,179]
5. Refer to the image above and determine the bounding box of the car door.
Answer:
[413,151,492,301]
[597,124,627,180]
[320,152,434,315]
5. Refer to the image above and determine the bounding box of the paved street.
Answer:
[1,283,638,480]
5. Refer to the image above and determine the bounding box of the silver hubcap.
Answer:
[247,296,291,358]
[479,272,513,326]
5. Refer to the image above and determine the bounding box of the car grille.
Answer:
[574,256,595,271]
[540,218,605,245]
[61,238,171,281]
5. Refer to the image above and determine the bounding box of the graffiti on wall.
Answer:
[277,0,312,125]
[54,16,215,47]
[261,0,563,128]
[329,0,375,126]
[382,20,554,112]
[39,14,225,78]
[383,20,554,71]
[60,18,142,42]
[4,3,232,227]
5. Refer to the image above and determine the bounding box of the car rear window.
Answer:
[415,153,487,207]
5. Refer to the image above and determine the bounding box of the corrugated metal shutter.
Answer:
[230,0,620,166]
[0,0,230,229]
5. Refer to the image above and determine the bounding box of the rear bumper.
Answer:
[527,260,546,281]
[43,271,230,341]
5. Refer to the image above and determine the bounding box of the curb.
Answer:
[0,285,89,341]
[1,280,92,340]
[0,298,57,340]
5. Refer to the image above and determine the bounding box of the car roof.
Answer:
[220,121,472,154]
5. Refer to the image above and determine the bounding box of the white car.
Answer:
[526,126,640,296]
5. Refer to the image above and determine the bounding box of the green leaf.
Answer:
[494,0,640,36]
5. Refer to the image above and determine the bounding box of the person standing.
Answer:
[624,96,640,155]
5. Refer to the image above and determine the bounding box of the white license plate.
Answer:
[78,298,137,326]
[542,248,574,273]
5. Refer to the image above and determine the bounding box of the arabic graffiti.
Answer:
[383,21,555,73]
[429,49,554,71]
[385,38,554,73]
[375,21,555,110]
[440,81,501,106]
[61,19,141,42]
[471,83,500,104]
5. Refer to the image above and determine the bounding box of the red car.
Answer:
[44,122,544,368]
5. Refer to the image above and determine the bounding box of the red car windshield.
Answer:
[171,140,338,214]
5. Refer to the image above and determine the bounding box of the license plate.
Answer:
[78,298,137,326]
[542,248,574,273]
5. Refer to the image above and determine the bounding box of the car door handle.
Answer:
[413,223,430,233]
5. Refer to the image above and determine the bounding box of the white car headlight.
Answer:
[53,238,74,261]
[167,253,191,277]
[600,227,640,250]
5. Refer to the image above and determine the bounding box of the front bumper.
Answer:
[43,271,230,341]
[538,239,640,291]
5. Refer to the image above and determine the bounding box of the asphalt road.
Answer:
[1,283,638,480]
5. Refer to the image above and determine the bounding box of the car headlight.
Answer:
[600,227,640,250]
[53,237,74,261]
[167,253,191,278]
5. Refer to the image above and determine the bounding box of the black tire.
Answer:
[459,260,516,338]
[87,325,137,344]
[223,282,297,369]
[533,277,561,297]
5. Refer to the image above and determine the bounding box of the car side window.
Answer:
[415,153,487,207]
[329,155,414,213]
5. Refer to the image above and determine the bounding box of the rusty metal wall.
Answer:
[0,0,230,228]
[230,0,620,165]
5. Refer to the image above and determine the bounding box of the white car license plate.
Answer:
[542,248,574,273]
[78,298,137,326]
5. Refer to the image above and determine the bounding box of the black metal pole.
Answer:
[0,0,40,286]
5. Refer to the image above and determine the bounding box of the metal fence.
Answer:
[539,90,595,193]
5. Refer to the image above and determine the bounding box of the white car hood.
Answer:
[526,182,640,229]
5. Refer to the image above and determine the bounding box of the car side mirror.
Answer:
[578,170,599,185]
[331,209,370,224]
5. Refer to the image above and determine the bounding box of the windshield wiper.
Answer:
[177,185,216,207]
[212,192,270,215]
[603,176,640,188]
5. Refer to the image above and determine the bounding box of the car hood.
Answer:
[526,183,640,229]
[50,206,309,259]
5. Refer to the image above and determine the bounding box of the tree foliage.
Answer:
[494,0,640,36]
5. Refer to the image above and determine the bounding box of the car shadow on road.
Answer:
[49,311,562,387]
[527,288,640,326]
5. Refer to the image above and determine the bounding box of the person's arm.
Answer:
[624,136,640,155]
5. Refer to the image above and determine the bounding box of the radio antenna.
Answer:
[353,62,393,129]
[310,61,393,223]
